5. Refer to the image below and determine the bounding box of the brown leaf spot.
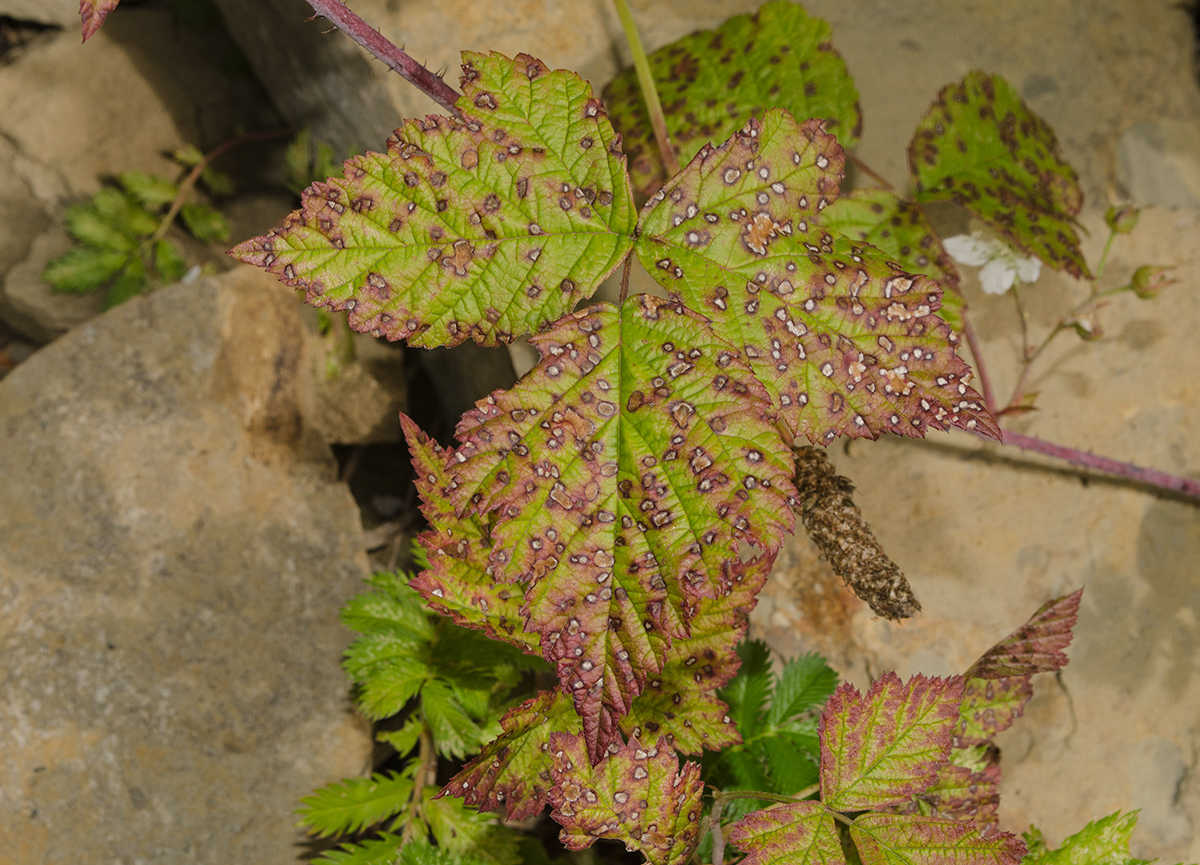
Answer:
[441,240,475,277]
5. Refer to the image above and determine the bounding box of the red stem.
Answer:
[302,0,462,115]
[959,314,998,416]
[986,429,1200,501]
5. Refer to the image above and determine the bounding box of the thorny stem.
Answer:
[303,0,461,114]
[612,0,680,177]
[959,315,998,416]
[709,797,726,865]
[990,429,1200,500]
[150,129,289,245]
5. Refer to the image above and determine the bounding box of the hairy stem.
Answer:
[959,313,998,416]
[710,797,726,865]
[612,0,680,177]
[402,722,438,843]
[151,129,288,244]
[303,0,461,114]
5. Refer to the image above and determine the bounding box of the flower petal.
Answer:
[1015,254,1042,284]
[942,233,996,267]
[979,257,1017,295]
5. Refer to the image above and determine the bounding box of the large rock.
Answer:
[0,267,373,863]
[0,6,278,343]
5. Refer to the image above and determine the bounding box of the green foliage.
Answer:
[1022,813,1153,865]
[43,165,229,308]
[286,128,343,197]
[301,570,542,864]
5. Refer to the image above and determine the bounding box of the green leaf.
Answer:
[43,247,129,293]
[816,189,961,297]
[297,769,415,838]
[422,678,488,760]
[442,295,796,757]
[119,171,178,210]
[422,791,523,865]
[375,716,423,758]
[92,188,160,237]
[769,652,839,728]
[346,651,429,721]
[967,589,1082,679]
[821,673,963,810]
[341,571,436,644]
[909,71,1089,279]
[729,802,844,865]
[1021,813,1154,865]
[63,203,135,252]
[850,812,1025,865]
[81,0,121,41]
[760,735,820,794]
[180,202,231,243]
[547,732,704,865]
[604,0,860,198]
[636,110,999,444]
[722,640,773,743]
[445,689,581,821]
[153,240,189,284]
[232,52,638,348]
[103,255,150,308]
[313,833,405,865]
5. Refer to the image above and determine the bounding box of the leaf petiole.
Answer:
[611,0,680,177]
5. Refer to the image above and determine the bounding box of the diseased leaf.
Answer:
[895,757,1001,831]
[442,295,796,758]
[816,189,961,296]
[444,690,581,821]
[729,802,844,865]
[909,71,1089,279]
[80,0,121,42]
[297,770,415,838]
[850,812,1025,865]
[967,589,1082,679]
[547,732,704,865]
[232,52,637,348]
[604,0,860,198]
[403,416,541,653]
[1022,812,1153,865]
[953,675,1033,746]
[620,557,771,754]
[821,673,963,810]
[793,445,919,619]
[637,110,998,445]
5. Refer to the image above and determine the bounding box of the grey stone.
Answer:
[0,0,75,27]
[0,268,373,863]
[1118,120,1200,209]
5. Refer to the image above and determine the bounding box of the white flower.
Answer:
[942,231,1041,295]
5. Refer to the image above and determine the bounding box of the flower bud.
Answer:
[1104,204,1140,234]
[1130,264,1174,299]
[1072,318,1104,341]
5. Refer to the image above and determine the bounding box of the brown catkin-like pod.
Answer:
[793,446,920,620]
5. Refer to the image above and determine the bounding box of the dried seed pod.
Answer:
[792,445,919,620]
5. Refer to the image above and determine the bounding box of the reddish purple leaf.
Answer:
[441,689,579,820]
[442,295,796,758]
[548,732,704,865]
[851,812,1025,865]
[953,676,1034,747]
[80,0,120,41]
[966,589,1082,679]
[636,110,998,445]
[402,414,540,653]
[729,802,844,865]
[820,673,964,810]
